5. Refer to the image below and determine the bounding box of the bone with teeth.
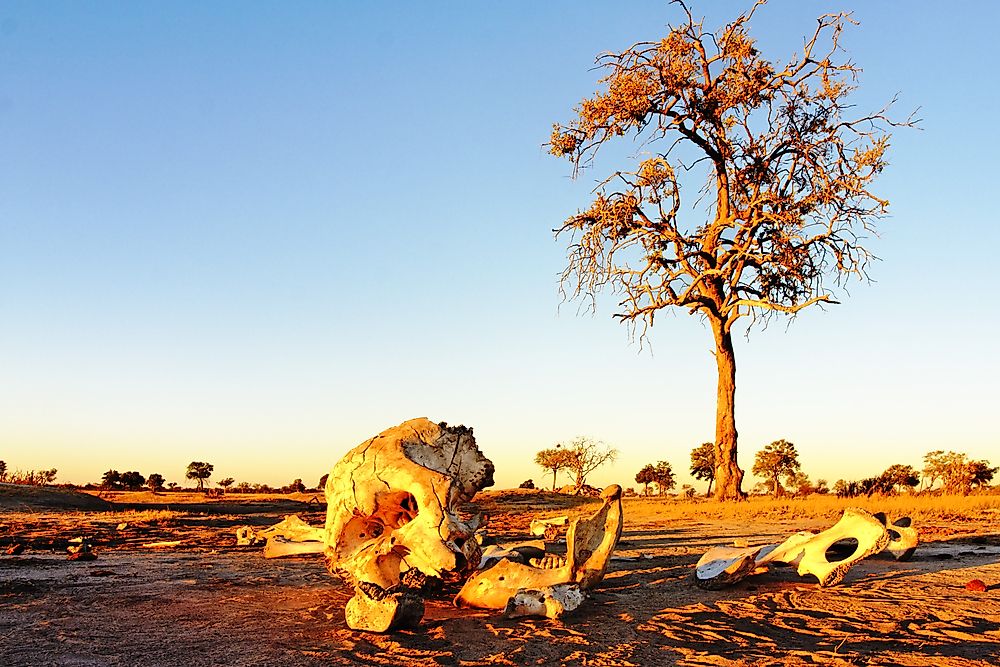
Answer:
[454,484,623,611]
[695,507,892,589]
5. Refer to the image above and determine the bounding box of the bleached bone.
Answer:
[529,515,568,537]
[695,507,890,589]
[479,541,546,568]
[258,514,325,542]
[453,484,623,609]
[502,583,585,619]
[344,581,424,632]
[235,526,263,546]
[873,513,919,561]
[263,536,326,559]
[324,418,494,589]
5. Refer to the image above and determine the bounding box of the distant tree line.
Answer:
[0,462,58,486]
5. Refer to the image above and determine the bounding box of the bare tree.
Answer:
[563,437,618,489]
[549,1,913,500]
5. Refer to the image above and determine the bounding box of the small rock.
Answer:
[733,538,749,548]
[68,551,98,562]
[966,579,987,592]
[116,523,128,531]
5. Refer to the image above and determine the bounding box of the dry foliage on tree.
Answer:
[548,1,913,500]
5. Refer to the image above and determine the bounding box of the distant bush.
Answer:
[4,468,57,486]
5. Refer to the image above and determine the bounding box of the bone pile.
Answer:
[694,507,919,589]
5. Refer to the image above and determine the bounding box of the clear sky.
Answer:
[1,1,997,492]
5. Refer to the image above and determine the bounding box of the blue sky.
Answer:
[1,1,997,491]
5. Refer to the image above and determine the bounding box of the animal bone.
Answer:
[695,507,890,589]
[323,418,494,589]
[238,514,327,558]
[263,536,326,559]
[235,526,263,546]
[454,484,623,609]
[344,581,424,632]
[529,515,568,538]
[873,513,919,561]
[502,583,585,619]
[259,514,325,542]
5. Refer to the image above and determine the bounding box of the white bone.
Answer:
[695,507,890,588]
[344,581,424,632]
[323,418,494,589]
[502,583,585,619]
[529,516,568,537]
[263,536,326,559]
[454,484,623,609]
[873,513,919,561]
[235,526,261,546]
[258,514,325,542]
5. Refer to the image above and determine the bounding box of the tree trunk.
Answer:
[551,469,557,491]
[706,477,714,497]
[711,318,746,500]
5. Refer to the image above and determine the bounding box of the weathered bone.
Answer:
[873,513,919,561]
[344,581,424,632]
[529,515,568,537]
[263,536,326,559]
[695,507,890,589]
[235,526,262,546]
[502,583,585,619]
[324,418,494,589]
[259,514,325,542]
[454,484,623,609]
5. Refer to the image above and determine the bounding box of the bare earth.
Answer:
[1,488,998,666]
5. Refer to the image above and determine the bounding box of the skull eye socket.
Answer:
[373,491,419,529]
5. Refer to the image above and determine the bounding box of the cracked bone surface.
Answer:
[323,418,494,589]
[695,507,890,589]
[344,581,424,632]
[502,583,585,620]
[453,484,623,610]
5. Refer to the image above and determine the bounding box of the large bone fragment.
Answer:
[259,514,325,542]
[454,484,623,609]
[873,513,919,561]
[502,583,585,620]
[263,536,326,559]
[344,581,424,632]
[695,507,890,589]
[241,514,327,559]
[324,418,494,589]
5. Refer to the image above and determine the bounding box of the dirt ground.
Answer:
[1,488,998,666]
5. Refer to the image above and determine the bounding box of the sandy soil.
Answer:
[1,488,998,666]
